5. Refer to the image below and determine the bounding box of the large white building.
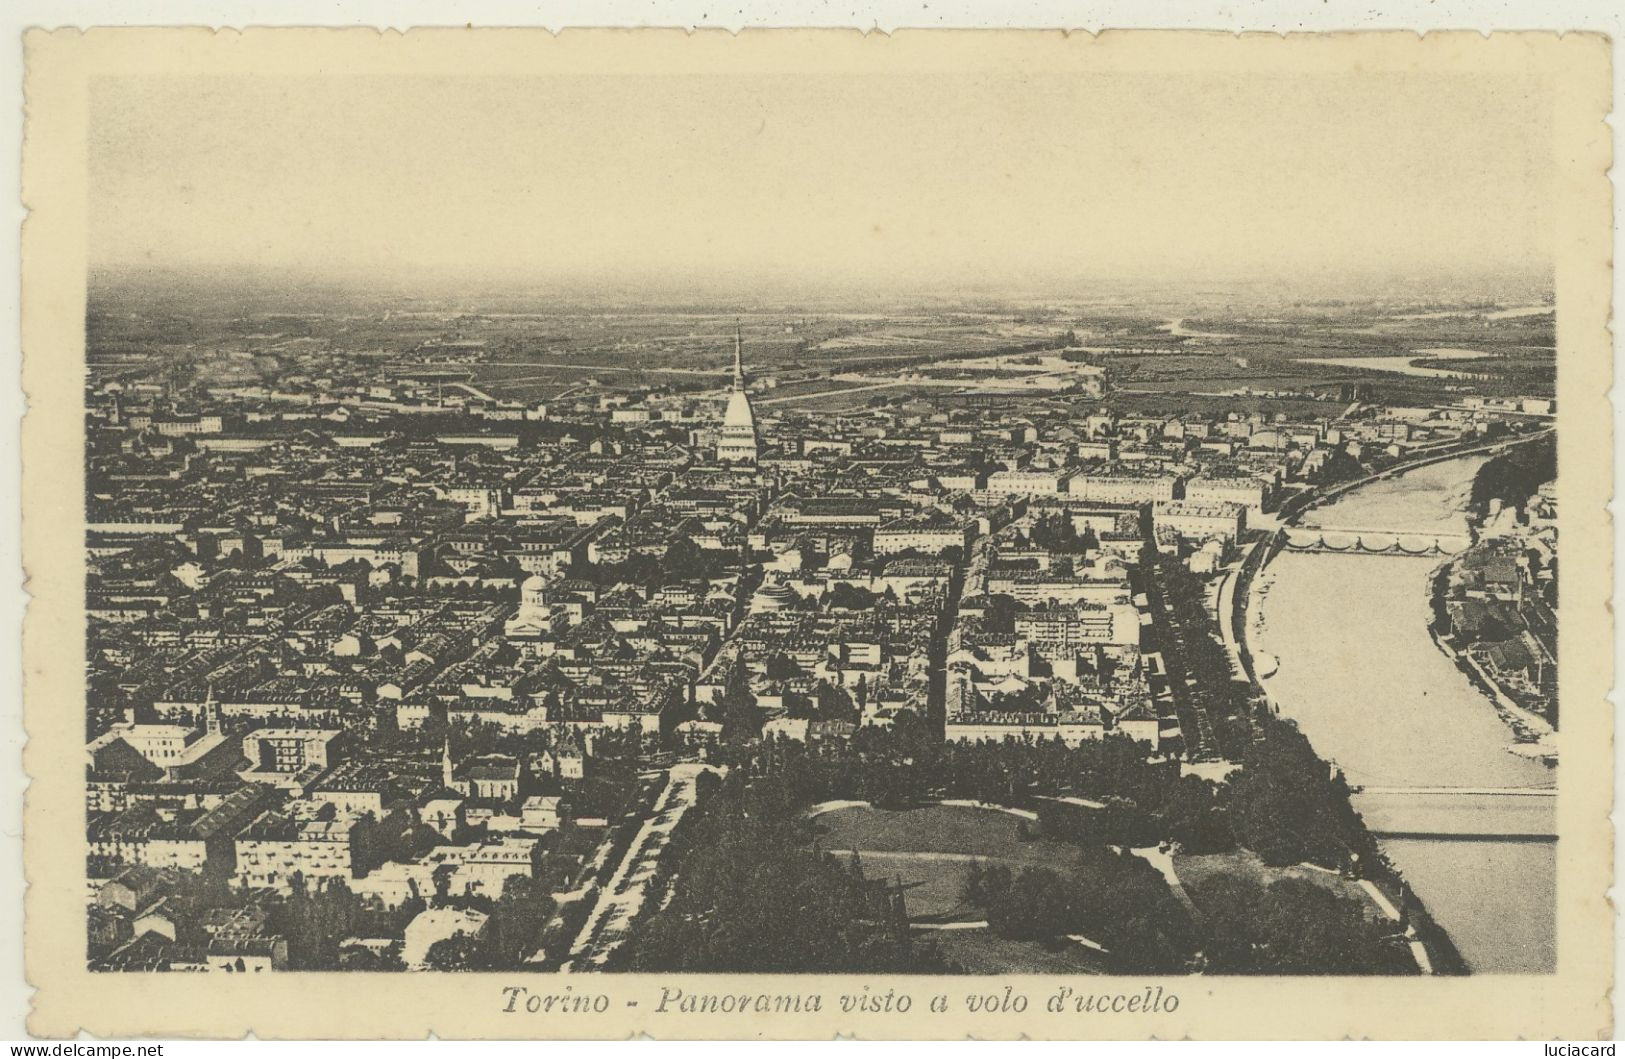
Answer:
[1014,600,1141,651]
[233,810,358,893]
[984,469,1066,498]
[503,574,559,640]
[1067,471,1182,504]
[1184,473,1269,515]
[1152,500,1247,546]
[873,513,976,556]
[716,328,759,465]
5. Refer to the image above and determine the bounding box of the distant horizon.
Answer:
[89,69,1556,304]
[87,261,1554,314]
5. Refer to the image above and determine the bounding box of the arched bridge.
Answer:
[1280,525,1474,556]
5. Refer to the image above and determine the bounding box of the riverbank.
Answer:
[1245,427,1558,755]
[1215,543,1466,975]
[1425,560,1557,757]
[1238,448,1556,973]
[1418,442,1559,752]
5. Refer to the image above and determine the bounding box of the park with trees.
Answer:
[614,697,1420,974]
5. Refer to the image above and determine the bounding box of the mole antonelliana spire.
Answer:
[717,320,759,465]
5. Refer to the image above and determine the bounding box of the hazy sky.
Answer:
[88,70,1554,295]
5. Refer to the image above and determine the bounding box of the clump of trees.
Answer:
[1197,875,1413,974]
[827,581,889,611]
[1030,775,1232,853]
[1469,434,1555,518]
[961,848,1199,974]
[961,855,1411,975]
[269,881,413,970]
[1305,446,1366,487]
[1228,715,1378,870]
[716,719,1183,819]
[422,873,558,971]
[704,667,765,743]
[1025,514,1096,555]
[625,773,950,973]
[422,931,491,971]
[1157,774,1236,853]
[566,537,726,590]
[721,702,1387,872]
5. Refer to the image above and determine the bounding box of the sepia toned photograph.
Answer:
[19,27,1613,1040]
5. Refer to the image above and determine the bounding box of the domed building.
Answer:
[504,573,553,639]
[750,578,798,613]
[716,326,759,466]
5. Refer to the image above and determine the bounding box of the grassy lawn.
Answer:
[815,805,1086,929]
[845,852,978,921]
[815,804,1076,866]
[927,928,1109,975]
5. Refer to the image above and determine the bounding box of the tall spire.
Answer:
[717,318,759,466]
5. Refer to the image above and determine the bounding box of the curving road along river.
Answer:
[1246,456,1556,973]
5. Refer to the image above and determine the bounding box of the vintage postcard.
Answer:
[19,28,1613,1039]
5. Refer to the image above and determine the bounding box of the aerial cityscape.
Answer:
[83,275,1558,976]
[66,55,1570,985]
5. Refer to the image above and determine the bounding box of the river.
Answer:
[1246,456,1557,973]
[1300,347,1491,380]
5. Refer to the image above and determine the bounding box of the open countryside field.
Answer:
[1109,392,1338,418]
[392,310,1088,402]
[361,298,1555,414]
[468,364,728,400]
[766,383,945,411]
[753,377,882,403]
[466,381,583,403]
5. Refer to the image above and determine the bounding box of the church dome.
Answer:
[519,574,549,611]
[755,580,796,611]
